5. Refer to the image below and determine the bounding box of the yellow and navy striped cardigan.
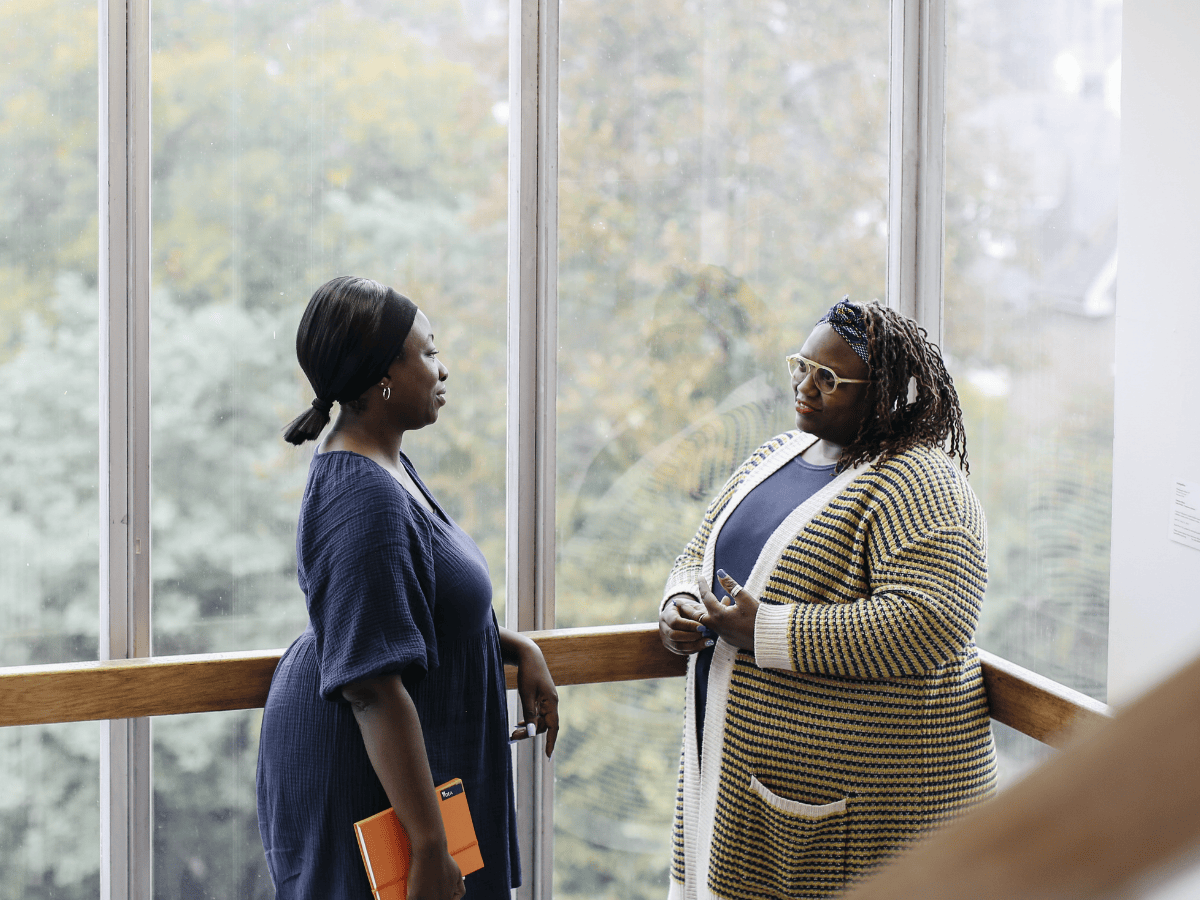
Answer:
[663,432,997,900]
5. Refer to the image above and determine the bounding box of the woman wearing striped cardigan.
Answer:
[658,298,997,900]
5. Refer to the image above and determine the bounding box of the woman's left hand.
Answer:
[697,570,759,651]
[511,638,560,757]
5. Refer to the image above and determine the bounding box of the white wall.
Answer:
[1108,0,1200,706]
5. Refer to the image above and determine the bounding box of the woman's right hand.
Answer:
[659,593,714,655]
[407,842,466,900]
[344,673,466,900]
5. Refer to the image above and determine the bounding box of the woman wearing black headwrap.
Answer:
[257,276,559,900]
[657,298,997,899]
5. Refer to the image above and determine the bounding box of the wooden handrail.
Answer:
[0,625,1107,746]
[976,648,1109,747]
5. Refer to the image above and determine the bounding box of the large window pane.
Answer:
[944,0,1120,766]
[153,712,270,898]
[0,2,100,889]
[0,0,100,668]
[149,0,508,894]
[554,0,889,894]
[944,0,1119,692]
[555,0,889,632]
[553,681,682,898]
[0,723,101,899]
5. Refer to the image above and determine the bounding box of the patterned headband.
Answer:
[817,296,869,364]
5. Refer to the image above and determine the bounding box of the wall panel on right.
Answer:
[1108,0,1200,892]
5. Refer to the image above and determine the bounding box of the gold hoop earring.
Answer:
[381,385,391,401]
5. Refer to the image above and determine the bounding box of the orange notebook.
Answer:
[353,778,484,900]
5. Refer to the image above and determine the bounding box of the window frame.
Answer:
[506,0,560,895]
[99,0,152,896]
[96,0,947,895]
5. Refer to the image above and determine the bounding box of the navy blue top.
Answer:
[694,454,836,750]
[256,449,519,899]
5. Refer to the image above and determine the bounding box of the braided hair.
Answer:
[837,301,969,474]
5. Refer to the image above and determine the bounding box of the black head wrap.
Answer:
[283,277,419,445]
[308,285,418,406]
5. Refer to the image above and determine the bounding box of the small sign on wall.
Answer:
[1171,480,1200,551]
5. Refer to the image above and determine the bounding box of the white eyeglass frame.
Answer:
[785,353,871,394]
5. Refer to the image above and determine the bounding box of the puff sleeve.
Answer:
[296,453,439,700]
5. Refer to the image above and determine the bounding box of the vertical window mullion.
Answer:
[506,0,558,894]
[99,0,152,897]
[887,0,947,341]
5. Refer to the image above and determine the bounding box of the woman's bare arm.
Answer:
[343,674,465,900]
[498,627,561,756]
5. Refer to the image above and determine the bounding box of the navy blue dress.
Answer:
[256,449,519,899]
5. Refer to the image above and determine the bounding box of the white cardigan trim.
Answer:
[679,652,700,900]
[694,640,737,900]
[674,434,867,899]
[748,775,847,818]
[752,602,794,671]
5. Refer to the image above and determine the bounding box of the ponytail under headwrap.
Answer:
[283,277,419,445]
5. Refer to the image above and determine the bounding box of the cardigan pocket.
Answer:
[709,774,848,900]
[748,776,846,818]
